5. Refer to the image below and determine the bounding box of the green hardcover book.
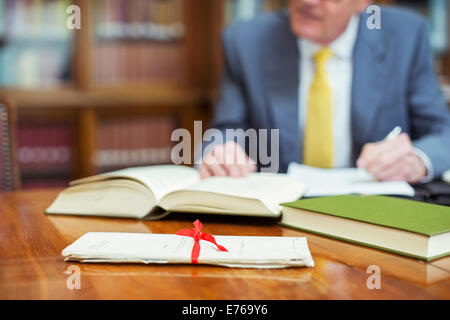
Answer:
[281,195,450,261]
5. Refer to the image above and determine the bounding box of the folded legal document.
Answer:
[62,232,315,268]
[287,163,415,197]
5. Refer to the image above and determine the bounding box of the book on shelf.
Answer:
[93,0,185,85]
[281,195,450,261]
[94,41,184,85]
[95,116,175,170]
[18,123,72,177]
[224,0,286,26]
[46,165,306,220]
[95,0,184,41]
[3,0,70,40]
[0,44,70,88]
[0,0,72,88]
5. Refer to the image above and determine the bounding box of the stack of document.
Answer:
[62,232,315,268]
[287,163,415,197]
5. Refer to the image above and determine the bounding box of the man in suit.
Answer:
[198,0,450,183]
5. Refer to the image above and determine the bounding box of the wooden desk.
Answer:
[1,189,449,300]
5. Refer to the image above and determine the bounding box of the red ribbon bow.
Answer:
[176,220,228,264]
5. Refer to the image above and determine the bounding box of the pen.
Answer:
[385,126,402,141]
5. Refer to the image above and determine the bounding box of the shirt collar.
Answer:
[299,15,360,60]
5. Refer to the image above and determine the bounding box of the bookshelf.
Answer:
[0,0,73,88]
[0,0,212,188]
[0,0,448,189]
[92,0,186,87]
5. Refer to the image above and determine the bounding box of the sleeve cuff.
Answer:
[413,147,434,183]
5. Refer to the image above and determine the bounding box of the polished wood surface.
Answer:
[1,189,449,300]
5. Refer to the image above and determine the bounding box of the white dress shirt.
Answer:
[298,15,359,167]
[297,15,433,180]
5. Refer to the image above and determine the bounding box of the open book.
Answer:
[46,165,306,220]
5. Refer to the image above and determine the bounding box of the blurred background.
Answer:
[0,0,448,191]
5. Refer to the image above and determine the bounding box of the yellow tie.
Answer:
[303,47,334,168]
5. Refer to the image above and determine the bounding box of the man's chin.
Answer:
[291,24,324,42]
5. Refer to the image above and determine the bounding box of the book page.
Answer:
[177,173,306,213]
[46,179,156,219]
[72,165,201,202]
[287,163,414,197]
[62,232,315,268]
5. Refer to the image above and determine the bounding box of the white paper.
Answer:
[443,169,450,184]
[287,163,415,197]
[62,232,315,268]
[99,165,201,201]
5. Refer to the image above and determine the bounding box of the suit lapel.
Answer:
[264,12,301,164]
[351,13,391,163]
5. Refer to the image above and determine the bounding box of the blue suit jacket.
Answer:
[210,7,450,178]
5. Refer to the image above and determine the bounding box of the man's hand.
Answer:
[356,133,427,183]
[198,141,257,179]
